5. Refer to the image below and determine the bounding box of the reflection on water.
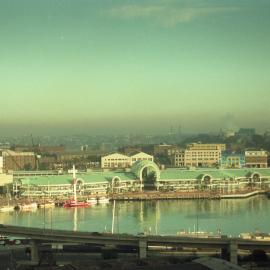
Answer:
[0,195,269,236]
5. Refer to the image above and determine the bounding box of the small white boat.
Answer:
[86,197,98,205]
[19,202,38,211]
[98,196,110,204]
[0,205,14,212]
[38,202,55,208]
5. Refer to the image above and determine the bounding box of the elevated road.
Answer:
[1,224,270,264]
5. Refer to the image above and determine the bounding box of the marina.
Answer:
[0,195,270,237]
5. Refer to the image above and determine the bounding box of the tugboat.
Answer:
[64,165,90,208]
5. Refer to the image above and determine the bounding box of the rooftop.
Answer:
[17,161,270,186]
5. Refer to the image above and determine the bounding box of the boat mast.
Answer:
[111,200,116,234]
[73,165,77,201]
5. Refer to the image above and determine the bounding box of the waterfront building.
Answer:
[101,152,153,169]
[221,152,245,168]
[245,151,268,168]
[14,161,270,197]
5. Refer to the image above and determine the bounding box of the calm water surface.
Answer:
[0,195,269,236]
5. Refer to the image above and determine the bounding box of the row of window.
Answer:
[132,158,152,161]
[103,158,129,161]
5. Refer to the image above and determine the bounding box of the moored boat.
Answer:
[17,202,38,211]
[64,199,90,208]
[0,205,14,212]
[38,202,55,208]
[86,197,97,205]
[64,165,90,208]
[98,196,110,204]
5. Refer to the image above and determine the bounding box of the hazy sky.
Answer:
[1,0,270,135]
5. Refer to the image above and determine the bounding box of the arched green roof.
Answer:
[131,160,160,180]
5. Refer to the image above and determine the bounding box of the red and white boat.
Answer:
[64,165,90,208]
[64,199,90,207]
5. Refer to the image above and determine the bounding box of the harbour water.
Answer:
[0,195,269,237]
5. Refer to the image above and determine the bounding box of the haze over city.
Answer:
[1,0,270,135]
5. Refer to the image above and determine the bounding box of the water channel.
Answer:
[0,195,269,237]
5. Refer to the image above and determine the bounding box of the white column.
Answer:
[30,240,39,263]
[229,240,238,265]
[138,239,147,259]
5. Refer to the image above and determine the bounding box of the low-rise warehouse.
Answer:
[13,161,270,197]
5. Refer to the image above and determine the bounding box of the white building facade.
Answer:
[101,152,154,169]
[0,156,3,173]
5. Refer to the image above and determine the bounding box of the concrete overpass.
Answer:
[1,225,270,265]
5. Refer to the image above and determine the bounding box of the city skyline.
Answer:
[1,0,270,135]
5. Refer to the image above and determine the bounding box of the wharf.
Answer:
[110,191,221,201]
[109,189,268,201]
[0,190,268,207]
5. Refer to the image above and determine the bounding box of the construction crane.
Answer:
[30,134,40,170]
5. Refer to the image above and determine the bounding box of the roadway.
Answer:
[1,224,270,264]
